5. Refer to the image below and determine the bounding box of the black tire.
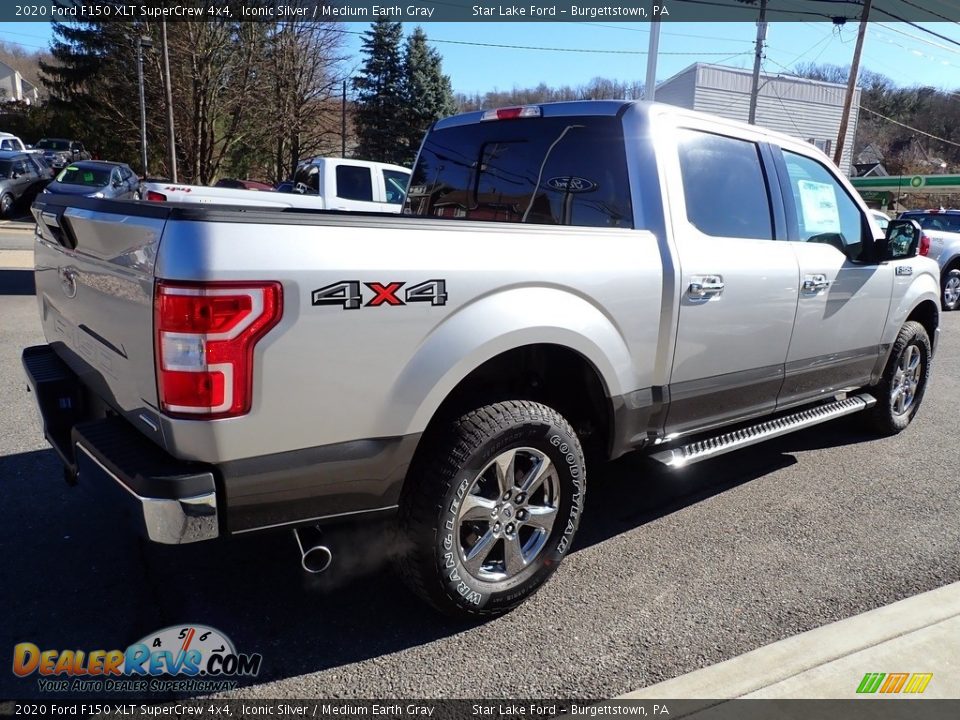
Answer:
[942,268,960,312]
[865,321,931,436]
[0,193,13,218]
[399,400,586,618]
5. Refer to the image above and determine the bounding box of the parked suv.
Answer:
[34,138,91,170]
[897,209,960,311]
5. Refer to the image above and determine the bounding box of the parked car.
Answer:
[43,161,140,200]
[24,101,940,618]
[34,138,92,170]
[214,178,274,191]
[143,158,410,212]
[897,208,960,311]
[0,132,28,152]
[0,150,50,216]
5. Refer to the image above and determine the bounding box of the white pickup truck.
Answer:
[144,157,411,213]
[24,101,940,618]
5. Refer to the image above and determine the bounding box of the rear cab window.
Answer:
[405,115,633,228]
[900,212,960,233]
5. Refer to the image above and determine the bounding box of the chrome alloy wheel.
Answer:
[891,344,922,416]
[944,274,960,308]
[457,447,561,583]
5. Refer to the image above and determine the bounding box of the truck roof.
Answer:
[432,99,837,167]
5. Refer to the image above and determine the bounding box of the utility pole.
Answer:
[341,79,347,158]
[748,0,768,124]
[643,16,661,101]
[161,21,177,182]
[834,0,872,168]
[136,35,153,178]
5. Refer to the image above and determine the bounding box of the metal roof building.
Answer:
[656,63,860,176]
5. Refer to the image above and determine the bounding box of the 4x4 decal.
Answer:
[312,279,447,309]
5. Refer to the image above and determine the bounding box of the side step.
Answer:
[649,393,877,468]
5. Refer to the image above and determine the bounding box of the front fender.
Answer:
[387,286,637,437]
[876,262,940,377]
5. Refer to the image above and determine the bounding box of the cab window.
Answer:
[382,169,409,204]
[336,165,373,202]
[782,150,867,260]
[677,129,774,240]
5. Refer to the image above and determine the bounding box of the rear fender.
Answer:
[388,286,635,436]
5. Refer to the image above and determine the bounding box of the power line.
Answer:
[327,27,754,56]
[859,105,960,149]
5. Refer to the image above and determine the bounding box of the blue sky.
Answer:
[2,20,959,95]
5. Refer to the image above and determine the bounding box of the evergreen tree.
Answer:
[352,18,407,165]
[40,20,163,171]
[401,27,456,164]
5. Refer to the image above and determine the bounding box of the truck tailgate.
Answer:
[31,197,169,433]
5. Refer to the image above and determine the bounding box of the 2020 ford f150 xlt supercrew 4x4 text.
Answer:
[24,101,940,617]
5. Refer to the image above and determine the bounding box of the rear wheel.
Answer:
[865,321,931,435]
[942,268,960,311]
[399,400,586,618]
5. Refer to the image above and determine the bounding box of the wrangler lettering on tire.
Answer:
[399,401,586,618]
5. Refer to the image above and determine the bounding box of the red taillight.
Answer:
[145,190,167,202]
[155,281,282,419]
[919,233,931,256]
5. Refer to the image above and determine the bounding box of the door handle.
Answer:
[689,275,724,298]
[802,274,830,293]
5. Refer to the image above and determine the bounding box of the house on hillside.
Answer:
[656,63,859,176]
[0,60,39,105]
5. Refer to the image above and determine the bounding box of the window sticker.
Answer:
[83,172,94,182]
[797,179,841,234]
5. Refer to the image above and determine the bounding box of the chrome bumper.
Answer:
[75,444,218,544]
[23,344,220,545]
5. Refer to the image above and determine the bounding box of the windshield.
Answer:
[56,166,110,187]
[405,115,633,228]
[0,160,12,179]
[900,212,960,233]
[37,140,70,151]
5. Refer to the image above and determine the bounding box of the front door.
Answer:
[664,126,799,436]
[774,149,893,408]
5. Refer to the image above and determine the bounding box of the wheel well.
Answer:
[944,255,960,275]
[420,344,613,462]
[906,300,939,343]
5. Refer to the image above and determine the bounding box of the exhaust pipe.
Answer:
[293,525,333,574]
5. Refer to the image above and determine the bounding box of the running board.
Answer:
[649,393,877,468]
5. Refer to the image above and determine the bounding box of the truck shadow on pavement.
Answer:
[0,415,876,697]
[0,269,35,295]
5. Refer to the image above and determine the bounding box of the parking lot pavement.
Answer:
[0,281,957,700]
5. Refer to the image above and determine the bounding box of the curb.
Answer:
[621,582,960,700]
[0,223,36,234]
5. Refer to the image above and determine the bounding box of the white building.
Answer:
[656,63,860,175]
[0,60,40,105]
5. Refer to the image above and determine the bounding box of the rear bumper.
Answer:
[22,345,219,544]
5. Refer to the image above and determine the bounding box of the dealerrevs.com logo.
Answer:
[13,625,262,693]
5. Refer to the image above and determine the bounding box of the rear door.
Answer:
[773,148,893,407]
[662,125,799,436]
[329,163,378,211]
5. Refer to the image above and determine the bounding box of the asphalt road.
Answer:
[0,227,34,252]
[0,270,957,700]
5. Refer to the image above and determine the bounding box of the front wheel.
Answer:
[942,269,960,311]
[0,193,13,218]
[399,400,586,618]
[865,321,932,435]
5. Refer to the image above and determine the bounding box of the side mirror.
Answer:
[882,219,923,261]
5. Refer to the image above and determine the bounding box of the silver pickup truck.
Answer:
[23,101,941,618]
[896,209,960,312]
